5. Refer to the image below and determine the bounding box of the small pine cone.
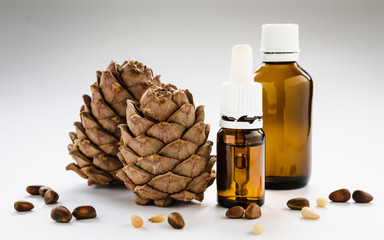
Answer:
[66,60,161,185]
[116,85,216,206]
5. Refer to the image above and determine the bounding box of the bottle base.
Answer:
[266,176,309,190]
[217,196,265,208]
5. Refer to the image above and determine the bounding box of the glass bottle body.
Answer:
[216,128,265,208]
[254,62,313,189]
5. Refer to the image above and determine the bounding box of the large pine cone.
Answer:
[66,60,160,185]
[116,85,216,207]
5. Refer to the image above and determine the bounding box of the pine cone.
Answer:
[66,60,161,185]
[116,85,216,206]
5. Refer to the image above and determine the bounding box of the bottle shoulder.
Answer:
[296,63,312,81]
[254,62,312,82]
[218,128,264,134]
[217,128,265,144]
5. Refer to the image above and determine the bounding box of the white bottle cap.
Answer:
[220,44,263,129]
[260,23,300,62]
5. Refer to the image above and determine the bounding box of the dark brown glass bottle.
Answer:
[217,127,265,208]
[217,44,264,207]
[254,62,313,189]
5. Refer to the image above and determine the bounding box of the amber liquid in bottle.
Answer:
[254,62,313,189]
[217,127,265,208]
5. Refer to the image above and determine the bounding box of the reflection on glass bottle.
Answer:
[234,152,249,197]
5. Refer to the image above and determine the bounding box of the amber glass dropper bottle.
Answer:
[217,45,265,208]
[254,24,313,189]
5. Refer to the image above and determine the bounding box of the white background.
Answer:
[0,0,383,239]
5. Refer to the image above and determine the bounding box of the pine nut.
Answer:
[301,207,320,219]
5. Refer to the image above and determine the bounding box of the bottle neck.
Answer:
[260,61,298,68]
[220,118,263,130]
[261,52,299,62]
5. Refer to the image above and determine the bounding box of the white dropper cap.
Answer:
[260,23,300,62]
[220,44,263,129]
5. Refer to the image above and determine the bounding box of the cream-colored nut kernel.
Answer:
[131,215,144,228]
[148,214,166,223]
[301,207,320,219]
[253,223,264,235]
[316,197,328,208]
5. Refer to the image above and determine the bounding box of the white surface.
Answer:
[1,0,384,239]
